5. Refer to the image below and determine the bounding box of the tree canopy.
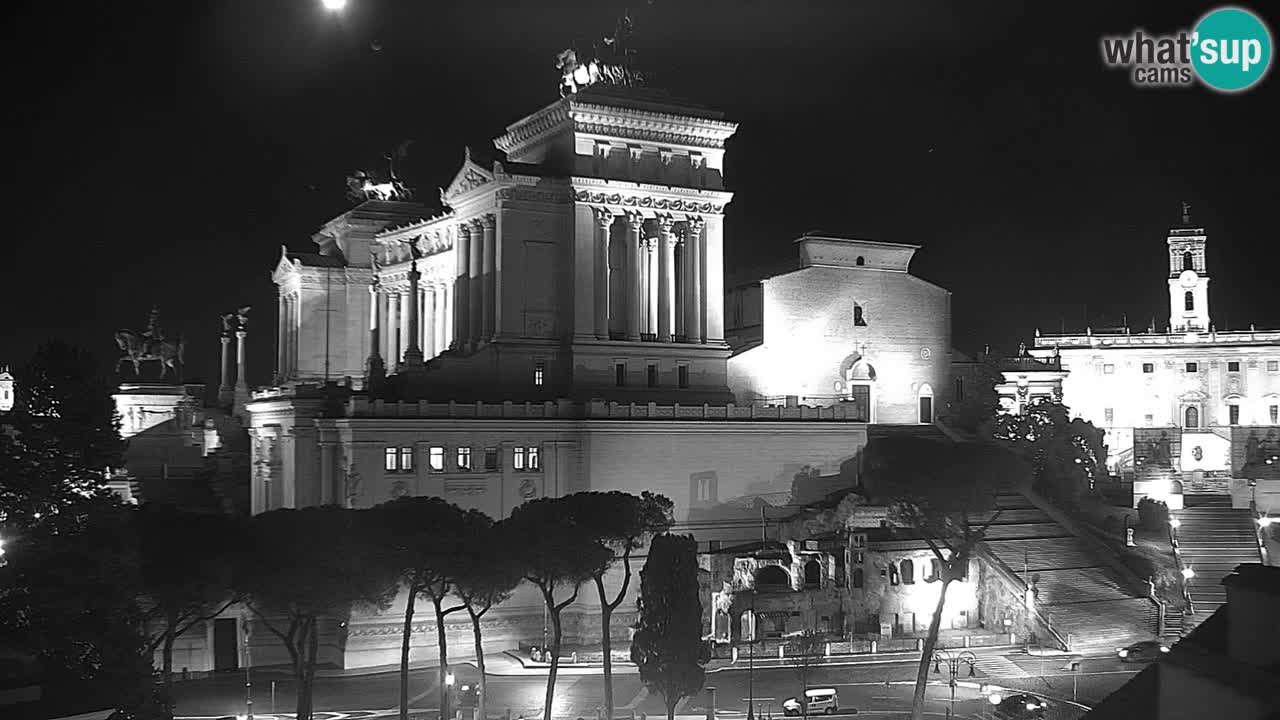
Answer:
[631,533,710,720]
[990,398,1107,505]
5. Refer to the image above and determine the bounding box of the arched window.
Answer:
[1183,251,1194,271]
[927,558,941,582]
[889,565,900,586]
[756,565,789,588]
[1185,405,1200,429]
[900,559,915,584]
[853,304,867,326]
[918,383,935,424]
[855,256,865,266]
[804,559,821,586]
[852,568,864,588]
[1184,291,1194,311]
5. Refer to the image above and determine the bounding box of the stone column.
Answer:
[626,213,644,341]
[424,285,437,358]
[703,215,726,343]
[454,223,471,349]
[443,283,453,351]
[367,283,385,386]
[388,292,402,373]
[658,216,676,342]
[691,217,706,343]
[285,294,296,376]
[481,214,496,342]
[403,262,424,369]
[468,219,483,347]
[276,294,286,381]
[646,238,658,337]
[219,332,233,402]
[594,208,613,339]
[685,218,705,343]
[235,328,249,392]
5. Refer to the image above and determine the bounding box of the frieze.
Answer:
[445,481,488,496]
[574,121,727,150]
[573,190,723,215]
[494,187,574,205]
[348,616,537,638]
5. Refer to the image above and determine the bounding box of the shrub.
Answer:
[1137,498,1169,531]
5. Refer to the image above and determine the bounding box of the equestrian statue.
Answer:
[115,306,185,380]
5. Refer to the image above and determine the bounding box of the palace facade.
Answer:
[1026,214,1280,507]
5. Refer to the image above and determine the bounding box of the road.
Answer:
[171,649,1145,720]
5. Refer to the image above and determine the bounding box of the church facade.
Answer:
[242,79,956,669]
[1029,214,1280,507]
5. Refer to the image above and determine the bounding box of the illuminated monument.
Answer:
[242,27,958,670]
[1030,205,1280,507]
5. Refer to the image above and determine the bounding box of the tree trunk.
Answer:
[596,577,614,720]
[665,694,678,720]
[910,577,953,720]
[470,608,487,720]
[161,626,175,689]
[433,596,452,720]
[293,619,311,720]
[543,605,564,720]
[401,584,419,720]
[301,617,320,720]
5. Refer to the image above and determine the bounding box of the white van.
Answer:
[782,688,841,716]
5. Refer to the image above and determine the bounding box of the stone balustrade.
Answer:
[1037,329,1280,348]
[341,396,871,421]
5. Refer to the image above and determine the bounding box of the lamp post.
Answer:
[931,649,977,720]
[445,668,456,720]
[243,617,254,720]
[747,594,756,720]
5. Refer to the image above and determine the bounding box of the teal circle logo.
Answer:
[1192,7,1273,92]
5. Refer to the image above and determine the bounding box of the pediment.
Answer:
[441,147,495,203]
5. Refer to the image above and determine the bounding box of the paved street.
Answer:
[171,648,1145,720]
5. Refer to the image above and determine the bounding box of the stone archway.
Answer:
[838,353,876,422]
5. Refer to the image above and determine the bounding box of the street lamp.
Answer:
[445,669,456,720]
[321,0,347,11]
[931,649,977,720]
[1182,566,1195,580]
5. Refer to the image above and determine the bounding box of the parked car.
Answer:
[782,688,848,715]
[993,692,1047,720]
[1117,640,1170,662]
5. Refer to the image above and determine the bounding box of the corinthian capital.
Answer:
[657,214,677,235]
[594,206,616,229]
[686,215,706,235]
[480,213,496,230]
[626,211,645,232]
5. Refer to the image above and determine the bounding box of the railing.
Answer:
[976,541,1072,652]
[342,397,874,422]
[1168,528,1196,615]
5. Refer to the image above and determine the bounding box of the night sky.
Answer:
[7,0,1278,391]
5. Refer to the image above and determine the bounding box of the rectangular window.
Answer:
[429,446,445,473]
[1144,414,1154,426]
[615,362,626,387]
[534,361,545,386]
[954,377,965,402]
[514,446,526,470]
[1229,405,1240,426]
[1269,360,1280,372]
[1227,361,1241,372]
[1271,405,1279,424]
[484,447,499,471]
[456,447,472,471]
[1142,363,1154,373]
[1186,362,1199,373]
[1104,408,1114,425]
[647,363,658,388]
[385,447,398,472]
[678,365,690,389]
[399,447,414,472]
[527,445,540,470]
[1103,364,1115,374]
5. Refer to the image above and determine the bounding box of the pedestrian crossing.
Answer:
[971,653,1030,679]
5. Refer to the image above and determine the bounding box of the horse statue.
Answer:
[115,329,185,380]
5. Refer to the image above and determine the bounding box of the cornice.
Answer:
[569,101,738,149]
[493,101,573,157]
[571,185,730,217]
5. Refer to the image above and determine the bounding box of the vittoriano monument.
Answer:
[115,306,185,381]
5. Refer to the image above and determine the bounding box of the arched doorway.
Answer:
[839,354,877,422]
[804,559,821,587]
[917,383,935,424]
[756,565,789,589]
[1185,405,1200,429]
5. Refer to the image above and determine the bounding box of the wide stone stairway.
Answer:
[1176,494,1262,631]
[979,494,1156,653]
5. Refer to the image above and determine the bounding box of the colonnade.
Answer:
[276,290,300,379]
[595,209,708,343]
[373,280,454,372]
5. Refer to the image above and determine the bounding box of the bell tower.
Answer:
[1167,203,1210,333]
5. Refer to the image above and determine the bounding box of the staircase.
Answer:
[1176,495,1262,631]
[980,494,1155,652]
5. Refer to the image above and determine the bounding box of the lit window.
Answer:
[678,365,690,389]
[1103,364,1114,374]
[1229,404,1240,426]
[429,446,445,472]
[1185,362,1198,373]
[647,364,658,388]
[484,447,499,471]
[1227,361,1241,372]
[1104,408,1114,425]
[514,446,526,470]
[853,304,867,327]
[456,447,472,471]
[1271,405,1278,424]
[1142,363,1154,373]
[528,445,540,470]
[889,566,900,586]
[534,361,545,386]
[1144,414,1154,426]
[385,447,398,472]
[399,447,414,472]
[1268,361,1279,372]
[615,362,626,387]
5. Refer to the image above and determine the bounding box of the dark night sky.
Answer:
[6,0,1278,391]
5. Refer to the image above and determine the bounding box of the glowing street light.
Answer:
[1182,567,1195,580]
[1169,517,1181,529]
[321,0,347,11]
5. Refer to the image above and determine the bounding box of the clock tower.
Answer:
[1166,204,1210,333]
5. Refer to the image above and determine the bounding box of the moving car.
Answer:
[1117,640,1171,662]
[782,688,847,715]
[993,692,1047,720]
